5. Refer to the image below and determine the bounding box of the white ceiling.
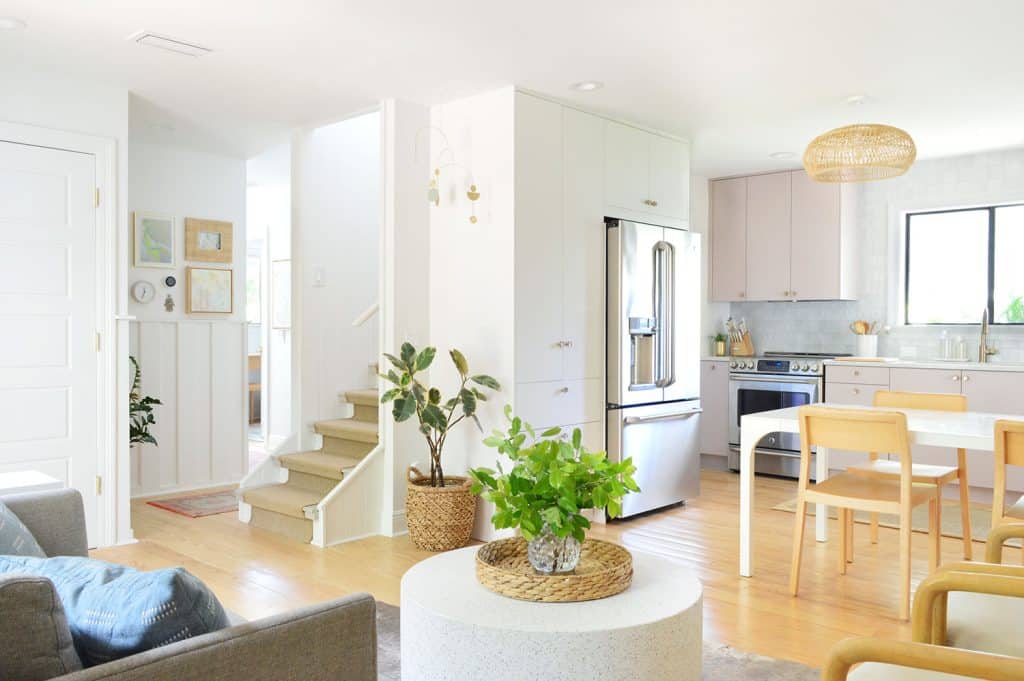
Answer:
[3,0,1024,176]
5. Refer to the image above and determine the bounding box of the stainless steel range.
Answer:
[727,352,850,479]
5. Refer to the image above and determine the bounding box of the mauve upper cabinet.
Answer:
[709,169,858,302]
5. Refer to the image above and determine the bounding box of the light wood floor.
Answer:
[92,470,987,669]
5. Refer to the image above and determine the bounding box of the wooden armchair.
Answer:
[822,524,1024,679]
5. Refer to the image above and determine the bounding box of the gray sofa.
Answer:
[0,489,378,681]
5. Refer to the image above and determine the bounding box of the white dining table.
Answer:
[738,403,1016,577]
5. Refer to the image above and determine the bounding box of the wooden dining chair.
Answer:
[790,406,940,620]
[992,421,1024,560]
[844,391,971,566]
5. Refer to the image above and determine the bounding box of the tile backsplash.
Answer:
[723,147,1024,362]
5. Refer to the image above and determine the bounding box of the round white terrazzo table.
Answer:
[399,545,703,681]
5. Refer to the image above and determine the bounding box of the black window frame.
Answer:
[904,202,1023,326]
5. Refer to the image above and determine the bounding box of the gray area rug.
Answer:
[375,602,817,680]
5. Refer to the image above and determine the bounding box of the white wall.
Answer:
[127,138,248,496]
[728,148,1024,360]
[248,143,293,449]
[292,112,380,447]
[691,175,729,350]
[428,88,517,539]
[381,100,432,533]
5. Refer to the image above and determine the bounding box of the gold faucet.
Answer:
[979,308,998,363]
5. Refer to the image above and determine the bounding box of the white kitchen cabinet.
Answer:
[710,177,747,302]
[709,170,857,302]
[604,120,689,223]
[699,360,730,457]
[562,107,605,382]
[745,172,792,300]
[514,94,565,384]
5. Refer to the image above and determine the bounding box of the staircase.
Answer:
[241,389,379,542]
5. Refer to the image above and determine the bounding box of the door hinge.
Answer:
[94,188,100,207]
[95,476,102,495]
[95,332,101,352]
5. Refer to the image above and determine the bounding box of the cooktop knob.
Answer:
[811,363,819,372]
[800,363,809,371]
[730,361,737,369]
[745,361,755,369]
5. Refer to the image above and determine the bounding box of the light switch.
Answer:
[312,266,326,287]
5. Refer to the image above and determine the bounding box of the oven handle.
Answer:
[623,408,702,426]
[729,375,821,386]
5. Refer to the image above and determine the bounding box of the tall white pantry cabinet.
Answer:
[511,91,690,452]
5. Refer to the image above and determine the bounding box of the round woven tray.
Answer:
[476,537,633,603]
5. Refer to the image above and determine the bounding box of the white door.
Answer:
[0,141,99,542]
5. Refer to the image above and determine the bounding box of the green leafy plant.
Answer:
[129,356,162,446]
[380,342,501,488]
[714,333,727,343]
[468,407,639,542]
[1003,295,1024,323]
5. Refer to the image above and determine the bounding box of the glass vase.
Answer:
[527,524,581,574]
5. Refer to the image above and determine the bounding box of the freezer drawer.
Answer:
[607,401,701,517]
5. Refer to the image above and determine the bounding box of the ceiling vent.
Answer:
[129,31,212,57]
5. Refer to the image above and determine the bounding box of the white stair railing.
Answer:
[310,444,387,547]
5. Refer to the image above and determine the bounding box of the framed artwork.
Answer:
[133,212,176,268]
[186,266,233,314]
[271,259,291,329]
[185,218,233,263]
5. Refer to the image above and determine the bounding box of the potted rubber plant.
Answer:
[469,407,639,574]
[380,342,500,551]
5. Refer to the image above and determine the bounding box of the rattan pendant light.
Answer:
[803,123,916,182]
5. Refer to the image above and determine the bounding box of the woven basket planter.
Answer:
[405,466,476,552]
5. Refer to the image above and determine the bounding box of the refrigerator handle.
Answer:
[654,240,676,388]
[623,408,702,426]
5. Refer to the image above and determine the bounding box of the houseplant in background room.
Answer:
[469,408,639,576]
[380,342,500,551]
[129,356,162,447]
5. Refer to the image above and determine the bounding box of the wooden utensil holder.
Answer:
[730,332,755,357]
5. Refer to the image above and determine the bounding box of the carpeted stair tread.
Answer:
[315,418,379,443]
[278,450,360,481]
[242,484,322,519]
[345,389,379,407]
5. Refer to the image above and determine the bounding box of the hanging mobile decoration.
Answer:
[415,125,481,223]
[466,184,480,224]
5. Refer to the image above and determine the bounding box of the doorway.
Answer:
[0,139,104,541]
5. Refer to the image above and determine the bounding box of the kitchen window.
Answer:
[905,203,1024,325]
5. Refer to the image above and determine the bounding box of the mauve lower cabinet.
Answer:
[699,360,730,458]
[842,366,1024,491]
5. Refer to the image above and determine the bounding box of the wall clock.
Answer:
[131,280,156,304]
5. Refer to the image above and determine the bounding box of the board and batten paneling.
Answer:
[130,320,247,497]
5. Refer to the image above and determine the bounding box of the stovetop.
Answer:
[729,352,850,376]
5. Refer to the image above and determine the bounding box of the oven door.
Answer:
[727,375,821,451]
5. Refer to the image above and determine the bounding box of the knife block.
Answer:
[731,332,755,357]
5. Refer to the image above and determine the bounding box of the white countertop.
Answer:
[824,358,1024,372]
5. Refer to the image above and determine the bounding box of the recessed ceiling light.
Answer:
[845,94,871,106]
[0,17,27,31]
[769,151,796,160]
[570,81,604,92]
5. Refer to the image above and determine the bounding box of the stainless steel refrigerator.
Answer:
[606,218,701,517]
